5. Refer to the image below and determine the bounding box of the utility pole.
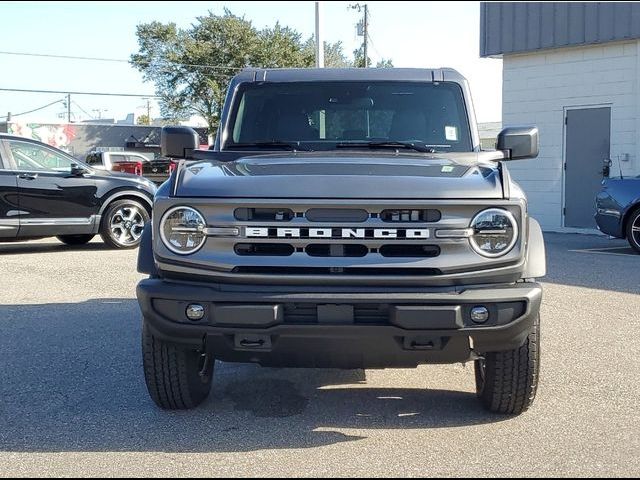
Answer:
[66,93,71,123]
[363,4,368,68]
[315,2,324,68]
[350,3,369,68]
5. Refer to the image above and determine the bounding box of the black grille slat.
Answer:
[306,244,368,257]
[283,304,389,324]
[234,243,294,256]
[379,245,440,258]
[380,209,441,222]
[235,208,294,221]
[305,208,369,222]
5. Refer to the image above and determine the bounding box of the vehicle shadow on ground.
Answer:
[0,299,508,453]
[0,240,112,255]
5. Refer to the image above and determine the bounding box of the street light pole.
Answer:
[363,4,368,68]
[315,1,324,68]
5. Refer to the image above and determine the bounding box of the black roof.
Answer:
[234,67,467,84]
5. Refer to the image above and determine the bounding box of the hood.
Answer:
[175,152,504,199]
[91,168,158,191]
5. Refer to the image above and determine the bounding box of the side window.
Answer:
[110,154,127,164]
[127,155,147,163]
[86,152,103,166]
[8,140,75,172]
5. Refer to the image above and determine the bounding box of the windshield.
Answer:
[226,81,473,152]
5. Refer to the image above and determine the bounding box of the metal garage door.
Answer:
[564,107,611,229]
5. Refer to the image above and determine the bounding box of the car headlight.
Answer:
[469,208,518,257]
[160,206,207,255]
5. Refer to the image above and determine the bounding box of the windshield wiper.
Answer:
[335,141,438,153]
[226,141,307,151]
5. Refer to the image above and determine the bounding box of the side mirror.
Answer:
[161,126,199,159]
[70,163,88,176]
[497,126,539,160]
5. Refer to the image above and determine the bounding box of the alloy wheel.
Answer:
[109,205,145,246]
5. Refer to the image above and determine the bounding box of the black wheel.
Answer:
[142,321,214,410]
[100,199,150,249]
[474,314,540,415]
[626,208,640,254]
[56,234,95,246]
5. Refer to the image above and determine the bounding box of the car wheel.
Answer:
[56,234,95,246]
[142,321,214,410]
[100,199,150,249]
[626,208,640,254]
[474,314,540,415]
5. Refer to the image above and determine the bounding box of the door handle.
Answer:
[17,173,38,180]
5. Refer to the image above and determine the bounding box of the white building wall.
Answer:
[502,40,640,231]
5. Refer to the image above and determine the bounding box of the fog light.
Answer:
[470,306,489,324]
[186,303,205,321]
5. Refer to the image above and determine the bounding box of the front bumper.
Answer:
[137,279,542,369]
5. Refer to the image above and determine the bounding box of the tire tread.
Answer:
[477,315,539,415]
[142,322,212,410]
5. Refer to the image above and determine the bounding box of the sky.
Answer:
[0,1,502,125]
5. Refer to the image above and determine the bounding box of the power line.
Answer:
[71,100,95,120]
[0,50,242,72]
[366,33,384,61]
[0,98,65,119]
[0,87,160,98]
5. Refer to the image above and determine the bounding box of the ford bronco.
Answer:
[136,68,545,414]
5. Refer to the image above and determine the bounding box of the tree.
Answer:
[303,38,351,68]
[136,114,151,125]
[352,45,394,68]
[130,10,314,132]
[131,10,394,130]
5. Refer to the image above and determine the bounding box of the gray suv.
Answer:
[136,68,545,414]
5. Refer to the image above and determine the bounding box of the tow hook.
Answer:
[198,352,211,378]
[198,335,210,378]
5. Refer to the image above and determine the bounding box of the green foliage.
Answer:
[376,58,394,68]
[131,9,394,131]
[136,114,151,125]
[303,38,351,68]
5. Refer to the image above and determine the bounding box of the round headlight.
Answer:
[469,208,518,257]
[160,206,207,255]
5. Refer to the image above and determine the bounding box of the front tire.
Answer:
[56,234,94,246]
[475,314,540,415]
[142,321,214,410]
[626,208,640,254]
[100,199,150,249]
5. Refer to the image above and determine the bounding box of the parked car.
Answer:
[595,176,640,253]
[86,151,177,184]
[0,134,157,249]
[136,68,545,415]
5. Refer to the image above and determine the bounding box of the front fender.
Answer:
[522,217,546,279]
[137,223,158,276]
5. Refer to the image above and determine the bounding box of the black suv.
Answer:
[0,134,157,249]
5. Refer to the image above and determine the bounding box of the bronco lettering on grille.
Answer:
[245,227,430,239]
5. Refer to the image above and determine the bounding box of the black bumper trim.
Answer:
[136,278,542,368]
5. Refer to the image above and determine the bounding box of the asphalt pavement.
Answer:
[0,233,639,477]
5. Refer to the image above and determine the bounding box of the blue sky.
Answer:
[0,1,502,124]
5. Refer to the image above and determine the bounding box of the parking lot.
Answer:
[0,232,639,477]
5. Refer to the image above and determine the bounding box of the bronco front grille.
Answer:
[156,199,526,282]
